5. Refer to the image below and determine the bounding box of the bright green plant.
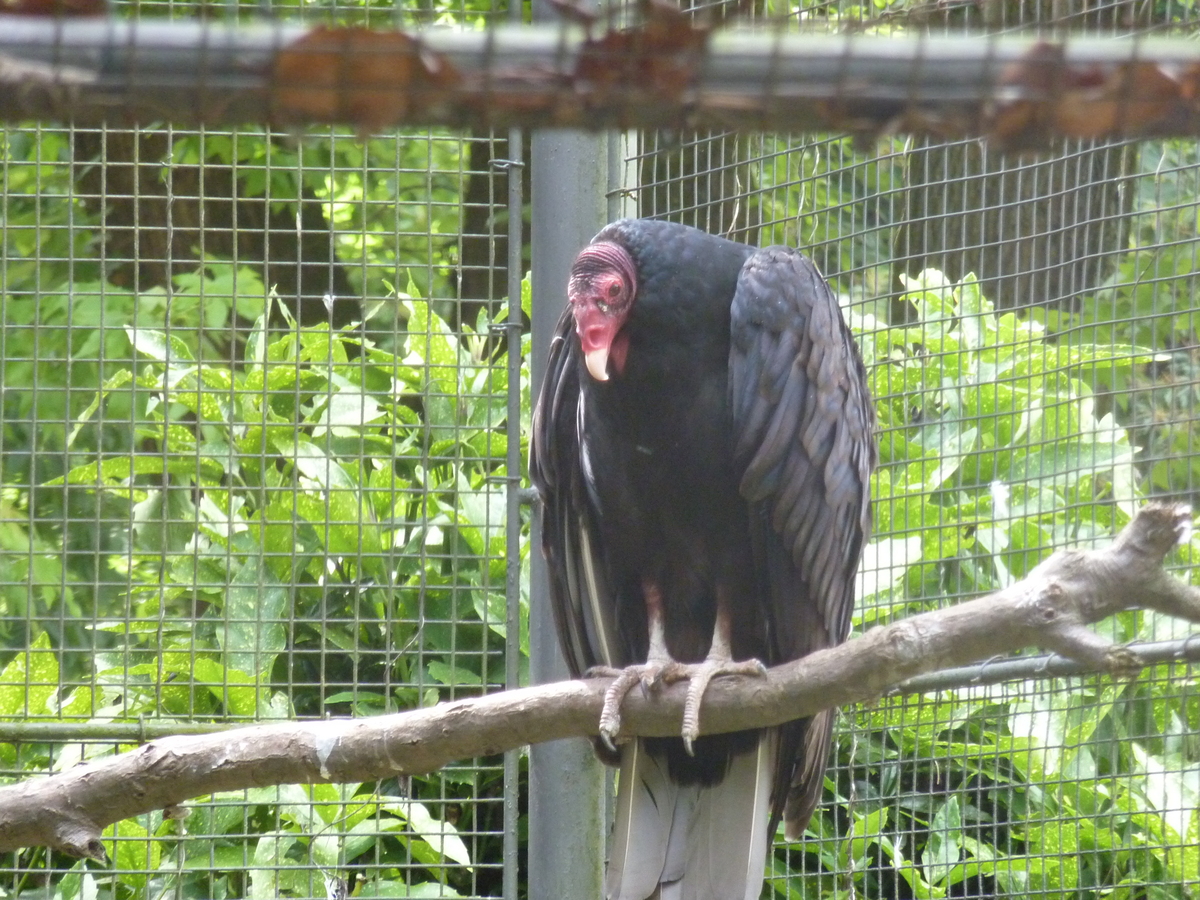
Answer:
[1039,140,1200,499]
[769,270,1198,900]
[5,250,1198,900]
[9,270,530,898]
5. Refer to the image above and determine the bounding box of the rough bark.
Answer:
[1,503,1198,860]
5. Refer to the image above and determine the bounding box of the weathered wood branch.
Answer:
[1,502,1198,860]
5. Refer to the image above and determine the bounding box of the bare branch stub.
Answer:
[0,502,1198,859]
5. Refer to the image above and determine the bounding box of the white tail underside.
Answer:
[606,734,776,900]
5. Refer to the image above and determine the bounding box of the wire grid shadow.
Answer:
[2,0,1200,898]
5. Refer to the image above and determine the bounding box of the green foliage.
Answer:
[3,275,527,898]
[855,269,1153,612]
[47,283,526,710]
[812,673,1200,900]
[5,109,1200,900]
[23,778,485,900]
[5,256,1198,900]
[753,133,904,299]
[1039,140,1200,499]
[771,272,1198,900]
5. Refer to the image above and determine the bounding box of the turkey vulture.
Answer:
[531,218,875,900]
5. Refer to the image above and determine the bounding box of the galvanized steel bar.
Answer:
[4,18,1200,137]
[889,635,1200,694]
[502,118,524,900]
[527,128,609,900]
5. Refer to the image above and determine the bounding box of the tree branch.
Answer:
[2,502,1199,860]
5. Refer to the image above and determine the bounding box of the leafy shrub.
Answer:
[772,271,1199,900]
[1039,140,1200,500]
[10,271,529,898]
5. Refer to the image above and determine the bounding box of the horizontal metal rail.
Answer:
[891,635,1200,694]
[3,18,1200,139]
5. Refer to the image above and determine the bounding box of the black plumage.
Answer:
[531,218,875,900]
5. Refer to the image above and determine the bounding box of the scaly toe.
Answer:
[597,662,671,747]
[638,663,668,694]
[658,661,691,686]
[585,665,623,679]
[680,657,767,754]
[598,718,619,751]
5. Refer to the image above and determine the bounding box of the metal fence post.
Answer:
[528,128,610,900]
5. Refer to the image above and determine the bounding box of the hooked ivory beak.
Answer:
[585,347,610,382]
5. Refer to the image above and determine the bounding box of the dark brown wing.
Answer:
[530,304,620,680]
[728,246,876,839]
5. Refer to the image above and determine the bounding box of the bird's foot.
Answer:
[586,661,674,752]
[587,655,767,754]
[659,656,767,755]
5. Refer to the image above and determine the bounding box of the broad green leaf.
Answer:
[249,832,301,900]
[843,807,889,870]
[0,632,57,718]
[222,548,287,679]
[381,799,473,870]
[856,535,923,602]
[127,327,195,363]
[103,818,160,890]
[922,797,963,886]
[66,368,134,450]
[1006,438,1129,485]
[1132,743,1200,842]
[427,661,481,687]
[359,883,465,898]
[192,657,259,716]
[314,388,386,436]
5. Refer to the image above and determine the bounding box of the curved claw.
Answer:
[598,663,665,747]
[680,657,768,755]
[594,656,766,754]
[599,728,619,755]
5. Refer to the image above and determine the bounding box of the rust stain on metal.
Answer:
[987,41,1200,149]
[272,26,461,134]
[571,0,709,123]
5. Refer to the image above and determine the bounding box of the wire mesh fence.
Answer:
[2,0,1200,898]
[2,20,526,892]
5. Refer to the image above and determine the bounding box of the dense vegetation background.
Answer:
[2,0,1200,898]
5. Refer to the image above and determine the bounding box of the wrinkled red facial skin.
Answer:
[568,242,637,382]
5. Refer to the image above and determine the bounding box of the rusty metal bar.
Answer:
[4,17,1200,140]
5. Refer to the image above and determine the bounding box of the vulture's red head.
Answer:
[568,241,638,382]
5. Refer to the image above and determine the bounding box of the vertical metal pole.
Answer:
[528,130,609,900]
[501,0,527,892]
[503,129,524,900]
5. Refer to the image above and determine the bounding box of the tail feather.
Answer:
[607,734,776,900]
[607,741,677,900]
[782,710,835,842]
